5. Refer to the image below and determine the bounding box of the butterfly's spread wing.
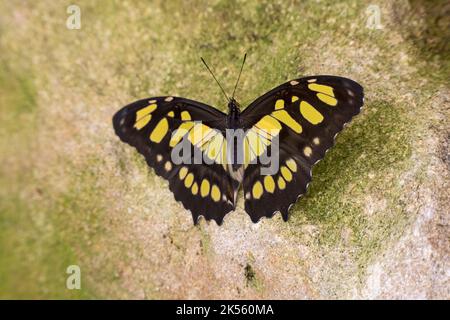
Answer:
[240,75,364,222]
[113,97,237,225]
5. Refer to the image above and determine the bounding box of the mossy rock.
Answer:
[0,0,448,298]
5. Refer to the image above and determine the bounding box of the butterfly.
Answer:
[113,56,364,225]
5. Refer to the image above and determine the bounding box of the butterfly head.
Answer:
[200,54,246,120]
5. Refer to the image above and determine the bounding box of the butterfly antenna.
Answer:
[200,57,230,102]
[231,53,247,100]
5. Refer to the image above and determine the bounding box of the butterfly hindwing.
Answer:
[243,149,311,222]
[169,162,237,225]
[113,96,237,224]
[240,75,364,221]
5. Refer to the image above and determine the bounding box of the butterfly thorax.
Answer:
[227,98,241,128]
[224,99,245,180]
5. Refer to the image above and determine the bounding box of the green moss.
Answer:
[244,255,264,292]
[0,193,92,298]
[244,264,257,286]
[161,0,333,110]
[49,165,113,298]
[402,0,450,84]
[198,225,213,256]
[289,99,413,266]
[0,66,94,298]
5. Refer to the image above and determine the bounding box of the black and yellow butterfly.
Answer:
[113,59,363,225]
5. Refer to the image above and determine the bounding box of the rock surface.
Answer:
[0,0,448,299]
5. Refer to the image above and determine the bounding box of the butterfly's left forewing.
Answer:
[240,75,364,222]
[113,97,237,224]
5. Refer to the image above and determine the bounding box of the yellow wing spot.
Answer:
[243,138,252,165]
[218,138,228,164]
[164,161,172,172]
[291,96,299,103]
[134,114,151,130]
[253,126,273,141]
[300,101,324,124]
[150,118,169,143]
[246,130,267,159]
[271,110,302,133]
[281,166,293,182]
[179,167,188,180]
[205,133,224,162]
[252,128,271,147]
[156,154,163,162]
[184,173,194,188]
[198,130,219,151]
[254,115,282,139]
[277,176,286,190]
[191,182,198,195]
[165,96,174,102]
[170,121,195,147]
[313,137,320,145]
[256,115,282,131]
[308,83,334,96]
[200,179,210,197]
[188,123,213,146]
[136,104,157,120]
[304,146,312,157]
[275,99,284,110]
[167,111,175,118]
[263,176,275,193]
[286,159,297,173]
[252,181,264,199]
[181,111,191,121]
[211,185,221,202]
[317,93,337,106]
[135,104,157,129]
[244,115,283,164]
[290,80,299,86]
